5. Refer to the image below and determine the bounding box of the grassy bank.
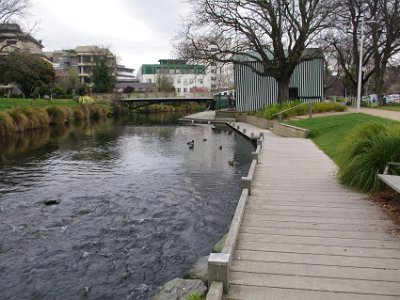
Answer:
[287,114,396,163]
[287,114,400,192]
[380,105,400,112]
[0,103,109,136]
[0,98,77,111]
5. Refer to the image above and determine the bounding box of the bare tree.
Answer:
[175,0,340,103]
[325,0,400,99]
[0,0,29,24]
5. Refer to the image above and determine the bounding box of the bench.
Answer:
[378,162,400,193]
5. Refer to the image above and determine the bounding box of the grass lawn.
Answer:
[0,98,77,111]
[379,105,400,112]
[286,113,398,163]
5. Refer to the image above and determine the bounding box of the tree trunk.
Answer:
[277,77,290,104]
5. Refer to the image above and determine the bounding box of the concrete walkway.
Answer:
[226,130,400,300]
[348,107,400,122]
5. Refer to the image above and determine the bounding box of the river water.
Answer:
[0,114,254,299]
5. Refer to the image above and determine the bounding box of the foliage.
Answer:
[0,52,55,97]
[54,68,84,98]
[337,123,400,192]
[92,56,115,93]
[0,103,110,135]
[46,106,71,125]
[78,96,95,104]
[185,291,205,300]
[286,114,396,163]
[258,101,346,120]
[287,114,400,192]
[0,98,77,111]
[123,86,134,93]
[156,75,175,93]
[176,0,339,103]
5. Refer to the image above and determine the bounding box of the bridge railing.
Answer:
[118,92,213,100]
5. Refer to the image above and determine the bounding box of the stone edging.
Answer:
[273,122,310,138]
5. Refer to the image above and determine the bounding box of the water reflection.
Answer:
[0,113,254,299]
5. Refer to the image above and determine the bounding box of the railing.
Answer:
[272,101,313,121]
[207,136,263,299]
[119,92,213,100]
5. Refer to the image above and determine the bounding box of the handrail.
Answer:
[272,101,314,120]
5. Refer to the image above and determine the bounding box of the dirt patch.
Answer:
[371,188,400,236]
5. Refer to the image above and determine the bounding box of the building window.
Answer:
[177,78,181,84]
[183,88,187,93]
[147,79,152,83]
[177,88,181,93]
[199,79,203,84]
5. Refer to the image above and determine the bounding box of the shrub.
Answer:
[46,106,70,125]
[338,122,400,192]
[8,109,30,132]
[0,111,16,135]
[19,107,50,130]
[78,96,95,104]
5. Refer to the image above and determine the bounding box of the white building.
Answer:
[136,59,214,96]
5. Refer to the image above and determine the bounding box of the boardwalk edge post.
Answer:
[241,176,251,194]
[208,253,230,293]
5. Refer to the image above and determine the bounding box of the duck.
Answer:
[189,144,194,150]
[219,145,223,150]
[187,140,194,145]
[228,160,234,166]
[203,138,207,142]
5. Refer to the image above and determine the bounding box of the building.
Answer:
[0,23,43,56]
[234,48,324,111]
[45,46,116,84]
[136,59,214,96]
[116,64,135,82]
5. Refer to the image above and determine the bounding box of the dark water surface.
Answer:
[0,114,254,299]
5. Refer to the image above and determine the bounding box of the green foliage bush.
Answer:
[338,122,400,192]
[78,96,96,104]
[259,101,346,120]
[46,106,70,125]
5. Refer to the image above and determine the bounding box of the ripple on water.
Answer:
[0,122,253,299]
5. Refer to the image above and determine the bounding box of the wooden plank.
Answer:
[229,272,400,296]
[227,130,400,299]
[240,217,389,232]
[235,240,400,259]
[237,232,400,249]
[233,249,400,269]
[227,285,400,300]
[231,260,400,282]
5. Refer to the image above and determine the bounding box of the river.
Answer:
[0,113,254,299]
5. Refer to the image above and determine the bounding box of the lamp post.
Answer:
[356,17,376,113]
[356,17,365,113]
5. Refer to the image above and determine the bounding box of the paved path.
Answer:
[226,130,400,300]
[348,107,400,122]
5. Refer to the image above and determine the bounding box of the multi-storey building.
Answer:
[136,59,214,96]
[45,46,116,84]
[0,23,43,56]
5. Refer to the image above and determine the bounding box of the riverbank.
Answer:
[0,104,109,136]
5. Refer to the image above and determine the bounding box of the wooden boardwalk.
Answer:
[227,129,400,300]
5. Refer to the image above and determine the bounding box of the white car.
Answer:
[385,94,400,103]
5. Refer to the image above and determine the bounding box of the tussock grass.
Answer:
[0,111,16,135]
[0,104,109,135]
[46,106,70,125]
[8,109,30,132]
[338,123,400,191]
[288,114,400,192]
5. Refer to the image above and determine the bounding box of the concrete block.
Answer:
[251,132,255,138]
[252,151,258,163]
[243,128,246,134]
[241,177,251,194]
[237,125,240,130]
[208,253,230,293]
[206,281,223,300]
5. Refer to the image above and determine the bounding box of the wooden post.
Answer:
[309,102,313,119]
[241,177,251,194]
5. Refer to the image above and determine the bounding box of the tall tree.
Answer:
[326,0,400,98]
[176,0,340,103]
[0,52,54,97]
[92,56,115,93]
[0,0,29,24]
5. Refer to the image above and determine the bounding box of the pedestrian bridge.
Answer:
[114,92,214,110]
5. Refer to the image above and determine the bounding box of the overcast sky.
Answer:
[29,0,189,72]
